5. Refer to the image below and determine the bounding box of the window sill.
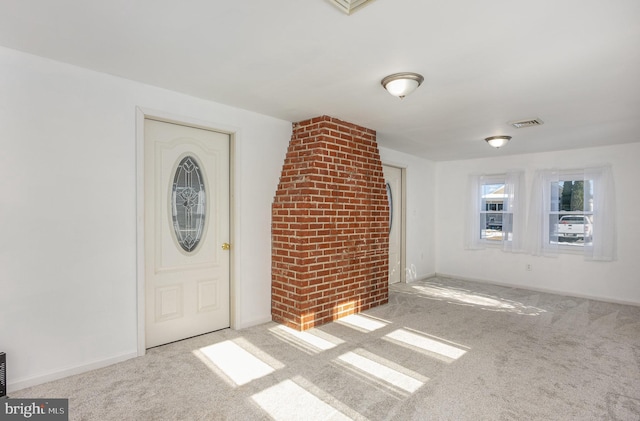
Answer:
[548,241,589,255]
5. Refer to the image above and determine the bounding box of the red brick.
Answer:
[272,116,389,330]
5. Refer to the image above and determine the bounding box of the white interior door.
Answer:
[383,165,403,284]
[144,119,230,348]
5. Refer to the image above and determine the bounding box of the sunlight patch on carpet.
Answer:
[384,328,467,363]
[335,348,427,395]
[194,339,282,386]
[411,283,546,316]
[252,379,352,421]
[269,324,344,354]
[336,314,388,332]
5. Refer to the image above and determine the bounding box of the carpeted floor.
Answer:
[11,277,640,420]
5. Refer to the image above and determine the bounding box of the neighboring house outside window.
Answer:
[465,171,526,252]
[480,177,508,242]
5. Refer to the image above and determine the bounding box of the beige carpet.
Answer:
[11,277,640,420]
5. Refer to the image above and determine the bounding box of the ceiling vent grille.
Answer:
[328,0,374,14]
[509,118,544,128]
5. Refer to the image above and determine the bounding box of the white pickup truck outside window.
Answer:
[527,165,616,261]
[548,177,594,248]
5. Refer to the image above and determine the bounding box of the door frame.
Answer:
[135,107,236,356]
[383,163,407,283]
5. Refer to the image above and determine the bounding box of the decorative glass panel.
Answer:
[171,156,206,252]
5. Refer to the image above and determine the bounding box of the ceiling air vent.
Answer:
[327,0,374,14]
[509,118,544,129]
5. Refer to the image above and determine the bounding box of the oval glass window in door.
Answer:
[386,182,393,234]
[171,155,206,252]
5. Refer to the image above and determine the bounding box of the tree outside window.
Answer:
[527,166,615,261]
[550,178,593,247]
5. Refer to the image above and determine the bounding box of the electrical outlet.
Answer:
[526,264,532,271]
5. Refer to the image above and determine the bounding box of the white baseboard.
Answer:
[405,272,436,283]
[234,315,273,330]
[8,352,138,394]
[434,272,640,307]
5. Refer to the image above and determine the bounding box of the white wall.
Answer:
[435,142,640,304]
[379,147,436,282]
[4,41,635,394]
[0,46,291,391]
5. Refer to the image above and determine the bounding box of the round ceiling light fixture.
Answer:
[484,135,512,148]
[381,72,424,98]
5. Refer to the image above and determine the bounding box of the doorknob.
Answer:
[222,243,231,250]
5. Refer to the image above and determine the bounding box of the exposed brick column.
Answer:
[272,115,389,331]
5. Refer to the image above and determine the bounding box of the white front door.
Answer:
[144,119,230,348]
[383,165,403,284]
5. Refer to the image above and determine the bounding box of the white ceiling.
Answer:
[2,0,639,160]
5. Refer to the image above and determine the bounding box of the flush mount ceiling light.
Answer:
[485,135,512,148]
[381,72,424,99]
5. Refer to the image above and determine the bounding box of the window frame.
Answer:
[478,175,509,245]
[465,171,526,252]
[527,166,616,261]
[547,171,594,251]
